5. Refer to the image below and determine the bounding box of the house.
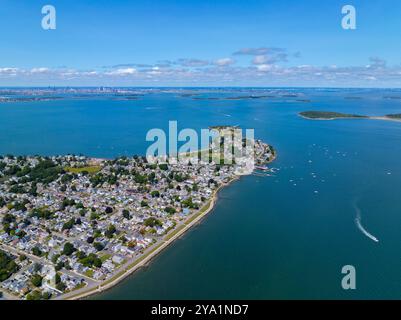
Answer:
[112,255,124,265]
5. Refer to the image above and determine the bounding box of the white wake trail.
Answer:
[354,202,379,243]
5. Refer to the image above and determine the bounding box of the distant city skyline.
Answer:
[1,0,401,87]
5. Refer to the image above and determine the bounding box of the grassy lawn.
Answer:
[84,269,94,278]
[74,282,86,291]
[184,200,212,225]
[163,199,213,241]
[114,259,127,268]
[64,166,102,174]
[164,224,186,241]
[100,254,111,263]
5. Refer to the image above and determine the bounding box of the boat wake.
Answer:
[353,202,379,243]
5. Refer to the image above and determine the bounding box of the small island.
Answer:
[299,111,401,123]
[299,111,367,120]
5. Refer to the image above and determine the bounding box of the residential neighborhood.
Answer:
[0,137,273,299]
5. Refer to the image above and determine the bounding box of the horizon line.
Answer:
[1,86,401,90]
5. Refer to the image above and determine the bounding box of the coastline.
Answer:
[64,176,237,300]
[64,154,276,300]
[369,116,401,123]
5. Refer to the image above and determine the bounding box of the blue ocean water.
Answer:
[1,88,401,299]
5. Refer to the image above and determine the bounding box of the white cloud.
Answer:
[177,59,209,67]
[0,51,398,86]
[256,64,273,72]
[30,67,50,74]
[214,58,235,66]
[0,68,19,74]
[233,47,285,56]
[147,70,162,75]
[253,55,270,65]
[81,71,98,76]
[106,68,137,76]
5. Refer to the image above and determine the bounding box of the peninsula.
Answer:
[0,137,275,300]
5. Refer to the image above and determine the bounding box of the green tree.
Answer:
[93,242,104,251]
[62,242,76,256]
[31,274,43,287]
[0,250,19,281]
[164,207,176,214]
[26,290,42,300]
[56,282,66,292]
[55,273,61,284]
[122,209,131,220]
[151,190,160,198]
[32,246,43,257]
[62,218,75,231]
[144,217,162,228]
[42,291,52,300]
[104,224,116,238]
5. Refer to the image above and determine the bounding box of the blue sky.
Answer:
[1,0,401,86]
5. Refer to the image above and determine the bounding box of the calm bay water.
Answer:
[2,88,401,299]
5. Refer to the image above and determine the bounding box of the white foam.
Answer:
[354,203,379,243]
